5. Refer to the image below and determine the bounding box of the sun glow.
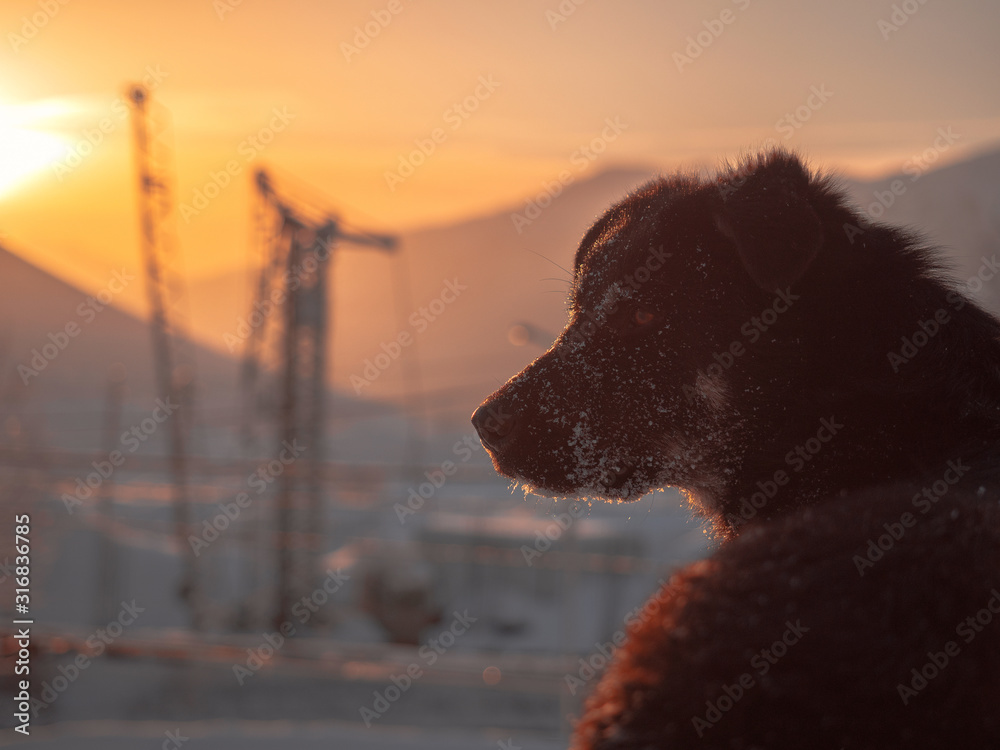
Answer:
[0,98,73,198]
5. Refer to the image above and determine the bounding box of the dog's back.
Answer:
[575,485,1000,748]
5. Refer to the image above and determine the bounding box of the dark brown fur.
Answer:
[473,150,1000,747]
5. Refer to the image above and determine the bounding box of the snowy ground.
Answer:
[2,460,710,746]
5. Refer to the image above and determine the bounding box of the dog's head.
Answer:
[472,150,840,512]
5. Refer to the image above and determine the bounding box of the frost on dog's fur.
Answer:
[472,153,810,521]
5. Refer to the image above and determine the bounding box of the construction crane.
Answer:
[241,169,396,630]
[127,84,203,629]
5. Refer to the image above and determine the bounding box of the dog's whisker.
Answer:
[526,247,573,280]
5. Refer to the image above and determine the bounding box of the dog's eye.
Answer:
[633,308,656,326]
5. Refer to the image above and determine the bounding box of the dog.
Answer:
[472,149,1000,748]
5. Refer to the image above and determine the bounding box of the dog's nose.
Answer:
[471,402,518,452]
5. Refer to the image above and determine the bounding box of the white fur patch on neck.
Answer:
[694,370,729,412]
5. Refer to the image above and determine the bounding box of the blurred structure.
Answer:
[93,362,126,626]
[127,84,203,628]
[241,169,396,629]
[507,321,556,348]
[361,542,442,645]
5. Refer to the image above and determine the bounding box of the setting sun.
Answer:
[0,97,70,198]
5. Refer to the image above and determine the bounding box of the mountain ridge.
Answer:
[2,148,998,428]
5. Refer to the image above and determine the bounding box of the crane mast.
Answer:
[243,169,396,629]
[127,84,202,629]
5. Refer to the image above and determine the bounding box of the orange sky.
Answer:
[1,0,999,314]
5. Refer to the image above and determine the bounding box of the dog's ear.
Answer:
[715,153,823,292]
